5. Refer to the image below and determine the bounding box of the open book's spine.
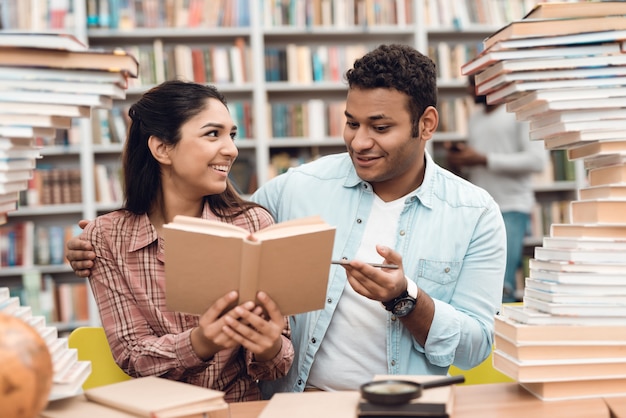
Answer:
[239,242,261,304]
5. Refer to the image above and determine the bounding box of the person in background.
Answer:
[66,45,506,396]
[446,75,547,302]
[76,80,293,402]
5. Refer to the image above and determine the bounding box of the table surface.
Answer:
[229,382,618,418]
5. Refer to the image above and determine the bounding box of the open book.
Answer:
[163,215,336,316]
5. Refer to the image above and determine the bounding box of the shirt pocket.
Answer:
[416,259,462,303]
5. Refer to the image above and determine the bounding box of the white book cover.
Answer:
[525,277,626,296]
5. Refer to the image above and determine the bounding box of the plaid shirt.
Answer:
[82,204,294,402]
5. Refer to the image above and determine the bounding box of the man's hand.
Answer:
[66,219,95,277]
[339,245,407,303]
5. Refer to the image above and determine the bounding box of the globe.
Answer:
[0,312,53,418]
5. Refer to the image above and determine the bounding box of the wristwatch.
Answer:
[382,278,418,317]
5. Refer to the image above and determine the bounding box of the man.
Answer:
[67,44,506,396]
[447,75,546,303]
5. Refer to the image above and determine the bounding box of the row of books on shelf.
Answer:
[264,0,413,28]
[268,100,345,139]
[23,167,83,207]
[19,272,90,325]
[0,0,75,31]
[529,199,569,239]
[126,38,250,88]
[87,0,251,29]
[1,286,91,400]
[91,100,252,146]
[423,0,543,28]
[436,96,472,135]
[530,149,576,189]
[428,42,481,82]
[0,221,80,267]
[15,163,122,208]
[264,43,366,84]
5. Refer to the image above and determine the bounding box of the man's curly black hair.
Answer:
[344,44,438,138]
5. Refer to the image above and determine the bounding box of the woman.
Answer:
[82,80,293,402]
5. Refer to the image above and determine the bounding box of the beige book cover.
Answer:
[83,376,227,418]
[258,391,362,418]
[164,215,335,316]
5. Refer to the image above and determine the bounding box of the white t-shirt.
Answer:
[306,193,405,390]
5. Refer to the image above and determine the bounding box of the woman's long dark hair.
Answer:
[122,79,263,223]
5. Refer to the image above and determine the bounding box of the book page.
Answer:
[167,215,248,238]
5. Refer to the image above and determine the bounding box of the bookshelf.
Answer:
[1,0,584,331]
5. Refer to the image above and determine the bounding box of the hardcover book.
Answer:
[494,334,626,361]
[525,277,626,298]
[493,350,626,382]
[588,164,626,187]
[164,215,336,316]
[570,199,626,224]
[0,46,139,78]
[523,1,626,20]
[578,185,626,200]
[520,377,626,401]
[482,15,626,50]
[506,86,626,114]
[82,377,228,418]
[474,53,626,87]
[534,245,626,264]
[461,42,623,76]
[567,140,626,161]
[494,314,626,342]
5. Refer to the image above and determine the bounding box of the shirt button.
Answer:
[356,218,362,224]
[391,360,396,366]
[444,267,451,273]
[327,298,332,304]
[399,230,405,236]
[311,338,316,344]
[298,379,303,385]
[391,315,397,321]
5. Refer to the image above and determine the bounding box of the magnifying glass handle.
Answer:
[421,375,465,390]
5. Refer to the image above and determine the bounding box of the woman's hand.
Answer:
[222,291,285,361]
[190,291,285,362]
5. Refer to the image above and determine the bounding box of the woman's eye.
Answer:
[205,130,219,138]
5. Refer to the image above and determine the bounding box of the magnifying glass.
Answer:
[360,375,465,405]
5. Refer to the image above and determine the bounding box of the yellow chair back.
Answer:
[68,326,132,389]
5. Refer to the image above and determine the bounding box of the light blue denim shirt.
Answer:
[252,152,506,396]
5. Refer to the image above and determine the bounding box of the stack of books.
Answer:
[0,32,138,224]
[1,286,91,400]
[463,1,626,401]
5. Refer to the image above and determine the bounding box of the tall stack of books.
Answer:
[463,1,626,401]
[0,32,138,224]
[1,286,91,400]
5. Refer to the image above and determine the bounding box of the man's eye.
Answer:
[346,121,358,129]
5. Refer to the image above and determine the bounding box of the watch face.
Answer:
[393,298,416,317]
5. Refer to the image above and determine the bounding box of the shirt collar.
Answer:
[343,151,437,210]
[128,202,221,253]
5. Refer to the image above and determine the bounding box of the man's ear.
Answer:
[419,106,439,141]
[148,135,171,165]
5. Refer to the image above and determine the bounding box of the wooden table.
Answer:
[229,382,616,418]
